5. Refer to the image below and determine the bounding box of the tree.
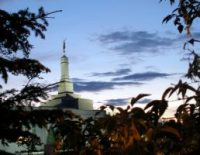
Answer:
[0,7,67,154]
[2,1,200,155]
[161,0,200,80]
[54,1,200,154]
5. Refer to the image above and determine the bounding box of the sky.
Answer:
[0,0,194,117]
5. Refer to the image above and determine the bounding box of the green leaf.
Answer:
[162,87,173,100]
[177,24,183,33]
[176,104,189,115]
[158,100,168,117]
[116,107,124,113]
[184,96,195,104]
[162,14,173,23]
[144,100,160,110]
[145,100,168,117]
[169,80,182,97]
[131,107,146,119]
[100,105,106,111]
[107,105,115,111]
[130,94,150,106]
[170,0,175,5]
[189,104,195,115]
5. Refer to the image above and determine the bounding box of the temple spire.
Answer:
[41,41,93,110]
[58,41,74,94]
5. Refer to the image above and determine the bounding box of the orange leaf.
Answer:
[160,126,181,139]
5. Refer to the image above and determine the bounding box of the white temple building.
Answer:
[0,42,104,154]
[41,41,92,109]
[40,41,100,119]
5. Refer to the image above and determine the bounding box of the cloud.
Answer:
[112,71,172,81]
[103,97,151,106]
[145,65,158,71]
[98,30,177,55]
[137,98,152,104]
[177,32,200,41]
[192,32,200,39]
[91,68,131,77]
[46,79,142,93]
[104,98,129,106]
[48,71,173,93]
[72,78,86,82]
[74,81,142,92]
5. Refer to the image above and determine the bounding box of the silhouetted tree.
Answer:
[0,7,66,154]
[2,1,200,155]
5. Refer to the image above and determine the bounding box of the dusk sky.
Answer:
[1,0,194,116]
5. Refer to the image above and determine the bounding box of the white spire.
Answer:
[58,40,74,94]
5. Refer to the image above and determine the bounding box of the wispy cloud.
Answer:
[103,97,151,106]
[112,71,172,81]
[104,98,129,106]
[91,68,131,77]
[137,98,152,104]
[47,78,143,93]
[74,81,142,92]
[192,32,200,39]
[48,71,173,93]
[98,30,178,55]
[145,65,158,70]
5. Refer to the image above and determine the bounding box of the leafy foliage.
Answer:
[161,0,200,36]
[52,1,200,154]
[0,7,61,84]
[1,1,200,154]
[0,7,64,154]
[0,7,54,56]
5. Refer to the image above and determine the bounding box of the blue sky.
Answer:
[1,0,192,116]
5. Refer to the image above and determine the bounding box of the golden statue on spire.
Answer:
[63,40,66,54]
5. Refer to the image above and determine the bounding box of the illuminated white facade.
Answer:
[41,41,93,110]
